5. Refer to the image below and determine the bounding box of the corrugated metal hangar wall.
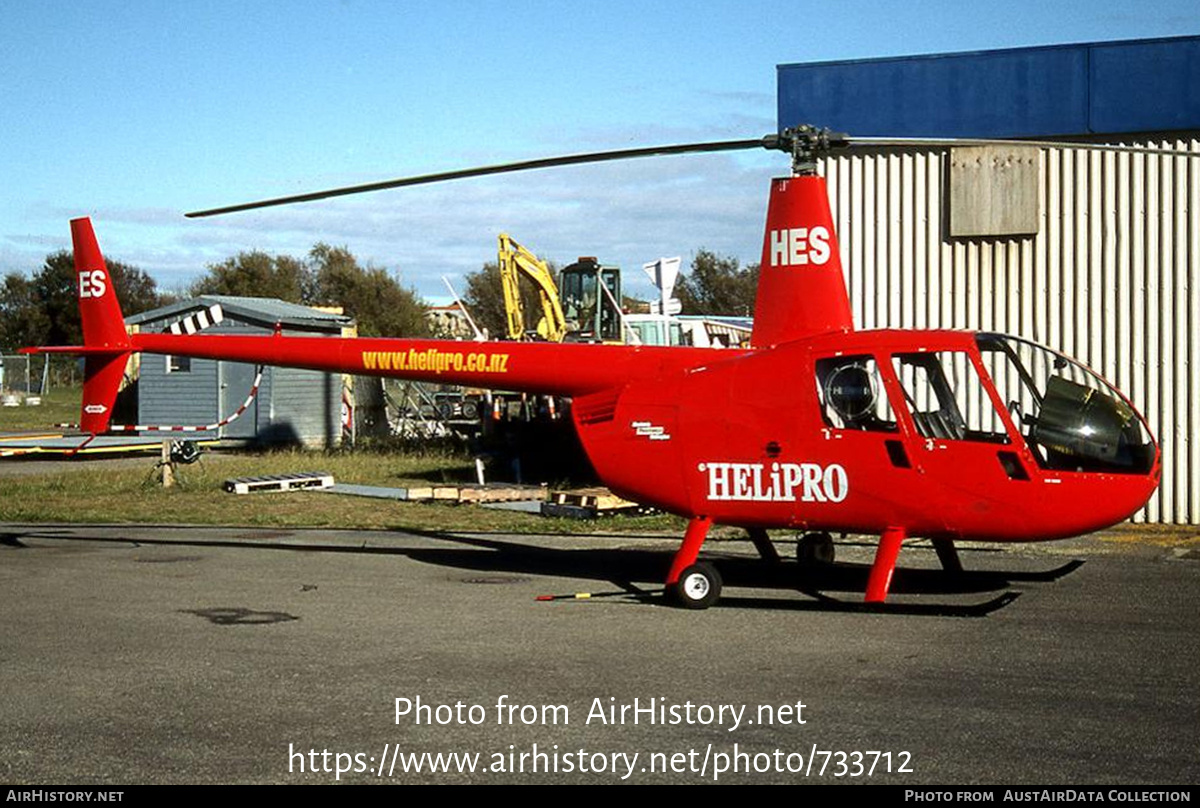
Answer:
[818,141,1198,524]
[780,38,1200,524]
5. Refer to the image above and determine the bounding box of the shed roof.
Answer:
[127,295,354,332]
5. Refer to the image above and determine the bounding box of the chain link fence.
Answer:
[0,354,77,396]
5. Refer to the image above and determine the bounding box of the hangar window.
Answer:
[167,355,191,373]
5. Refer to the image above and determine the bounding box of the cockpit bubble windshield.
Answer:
[975,334,1155,474]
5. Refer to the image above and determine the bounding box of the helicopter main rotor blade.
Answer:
[186,126,1195,219]
[186,137,769,218]
[848,135,1199,158]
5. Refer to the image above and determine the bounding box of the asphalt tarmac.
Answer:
[1,522,1197,785]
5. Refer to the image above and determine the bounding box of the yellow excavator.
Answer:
[497,233,623,343]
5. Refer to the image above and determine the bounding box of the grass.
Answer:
[0,444,690,535]
[0,386,82,432]
[0,385,686,535]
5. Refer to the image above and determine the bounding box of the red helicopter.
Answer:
[27,126,1163,609]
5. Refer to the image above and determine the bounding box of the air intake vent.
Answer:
[573,389,620,425]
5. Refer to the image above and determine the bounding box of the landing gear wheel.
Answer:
[797,532,835,565]
[669,562,722,610]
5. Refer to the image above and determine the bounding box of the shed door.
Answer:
[219,361,259,439]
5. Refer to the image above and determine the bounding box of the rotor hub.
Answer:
[762,125,850,175]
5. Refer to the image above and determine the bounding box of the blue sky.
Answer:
[2,1,1197,302]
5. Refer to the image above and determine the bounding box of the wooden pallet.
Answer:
[319,482,546,504]
[224,472,335,495]
[542,487,652,519]
[454,484,547,503]
[411,483,544,503]
[549,487,637,510]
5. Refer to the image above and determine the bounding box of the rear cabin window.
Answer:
[815,355,897,432]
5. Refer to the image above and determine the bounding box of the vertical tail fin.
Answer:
[750,175,853,347]
[72,218,131,350]
[71,218,132,433]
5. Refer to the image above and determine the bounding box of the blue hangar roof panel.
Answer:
[1090,39,1200,133]
[777,36,1200,139]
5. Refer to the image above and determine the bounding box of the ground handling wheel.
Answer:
[797,532,835,565]
[668,562,722,610]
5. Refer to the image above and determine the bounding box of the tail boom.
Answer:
[27,217,750,433]
[132,331,736,399]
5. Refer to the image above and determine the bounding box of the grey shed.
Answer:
[124,296,356,447]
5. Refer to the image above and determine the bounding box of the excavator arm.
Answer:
[497,233,568,341]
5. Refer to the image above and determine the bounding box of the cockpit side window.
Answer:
[891,351,1010,443]
[815,355,898,432]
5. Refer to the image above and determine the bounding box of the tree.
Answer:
[0,274,48,353]
[187,244,428,337]
[188,251,312,302]
[460,262,508,339]
[307,243,429,338]
[674,249,759,316]
[0,251,163,351]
